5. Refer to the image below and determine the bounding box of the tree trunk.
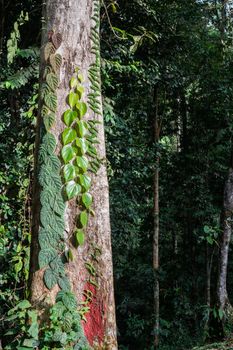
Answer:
[29,0,117,348]
[217,168,233,324]
[0,0,5,56]
[153,87,160,348]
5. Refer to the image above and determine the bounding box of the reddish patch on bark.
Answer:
[82,282,106,345]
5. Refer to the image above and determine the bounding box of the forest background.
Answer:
[1,0,233,349]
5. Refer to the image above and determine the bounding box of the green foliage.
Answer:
[61,67,101,245]
[38,37,68,291]
[4,294,91,350]
[4,299,39,350]
[7,11,29,64]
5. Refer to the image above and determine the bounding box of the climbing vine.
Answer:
[61,68,101,249]
[4,1,103,349]
[88,0,102,116]
[38,32,70,291]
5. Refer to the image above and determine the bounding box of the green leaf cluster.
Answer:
[38,132,69,291]
[61,68,101,247]
[41,40,62,132]
[38,38,68,291]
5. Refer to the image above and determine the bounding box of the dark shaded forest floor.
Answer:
[192,340,233,349]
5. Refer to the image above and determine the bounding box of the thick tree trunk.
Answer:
[217,168,233,323]
[29,0,117,348]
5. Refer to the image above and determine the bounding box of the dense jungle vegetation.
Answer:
[1,0,233,349]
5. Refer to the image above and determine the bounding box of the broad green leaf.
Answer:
[23,339,39,347]
[62,127,77,145]
[76,101,87,117]
[61,144,76,163]
[38,230,59,250]
[76,156,88,172]
[44,268,58,290]
[75,229,85,246]
[50,53,62,72]
[79,211,88,228]
[44,113,56,131]
[68,92,79,108]
[78,73,84,82]
[63,163,76,182]
[41,133,56,155]
[76,138,88,154]
[15,259,23,273]
[17,300,31,309]
[76,120,88,137]
[66,180,81,199]
[44,92,57,112]
[63,109,77,126]
[77,85,84,98]
[39,248,57,269]
[88,144,97,157]
[46,72,58,90]
[56,291,77,310]
[206,236,213,245]
[44,42,55,61]
[79,174,91,191]
[58,276,71,292]
[28,322,39,340]
[70,77,78,88]
[82,193,92,209]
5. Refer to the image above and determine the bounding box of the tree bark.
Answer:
[29,0,117,348]
[217,168,233,323]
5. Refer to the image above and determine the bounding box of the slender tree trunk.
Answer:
[217,167,233,324]
[0,0,5,56]
[153,87,160,348]
[29,0,117,348]
[221,0,227,36]
[204,243,211,336]
[206,244,211,313]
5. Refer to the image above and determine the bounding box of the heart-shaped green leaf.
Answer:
[75,229,85,246]
[77,85,84,98]
[64,109,77,126]
[76,120,88,137]
[78,73,84,82]
[61,144,76,163]
[76,101,87,117]
[70,77,78,88]
[63,164,76,182]
[62,127,77,145]
[79,211,88,228]
[82,193,93,209]
[76,156,88,172]
[66,180,81,199]
[69,92,79,108]
[79,174,91,191]
[76,138,88,154]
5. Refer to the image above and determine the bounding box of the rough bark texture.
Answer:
[218,168,233,320]
[30,0,117,348]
